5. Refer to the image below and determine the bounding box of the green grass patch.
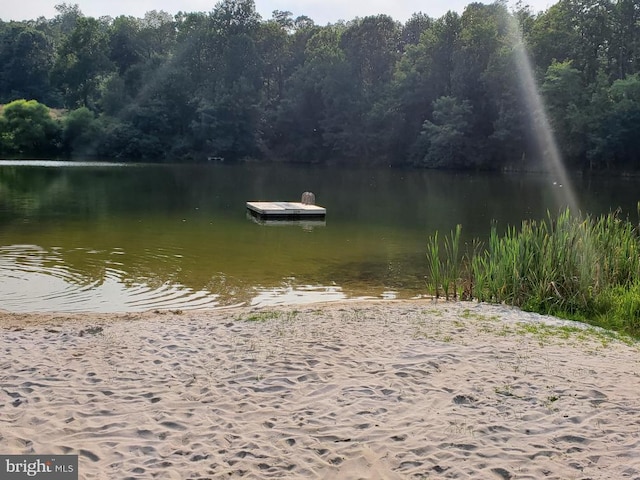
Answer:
[241,310,299,322]
[512,321,625,347]
[459,309,500,322]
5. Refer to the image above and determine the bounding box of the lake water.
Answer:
[1,161,639,313]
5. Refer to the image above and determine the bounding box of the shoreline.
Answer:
[1,300,639,479]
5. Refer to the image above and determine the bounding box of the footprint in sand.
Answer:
[453,394,477,405]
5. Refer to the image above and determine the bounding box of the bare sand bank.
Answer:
[1,300,639,479]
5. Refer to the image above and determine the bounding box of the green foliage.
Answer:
[52,16,113,108]
[242,310,282,322]
[0,24,55,105]
[0,0,639,166]
[94,117,164,160]
[212,0,261,35]
[108,16,144,75]
[425,224,462,300]
[596,74,640,167]
[425,209,640,337]
[594,283,640,336]
[62,107,99,157]
[0,99,60,156]
[416,96,473,168]
[541,60,589,163]
[426,231,442,299]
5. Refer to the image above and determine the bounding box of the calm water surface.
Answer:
[1,161,639,313]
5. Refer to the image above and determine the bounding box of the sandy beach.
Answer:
[1,300,639,479]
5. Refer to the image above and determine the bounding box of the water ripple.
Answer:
[0,245,221,313]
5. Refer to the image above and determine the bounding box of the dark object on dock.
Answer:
[301,191,315,205]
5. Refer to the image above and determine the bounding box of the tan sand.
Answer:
[1,300,639,479]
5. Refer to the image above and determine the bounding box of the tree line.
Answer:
[0,0,639,171]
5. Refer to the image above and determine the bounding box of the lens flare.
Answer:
[509,15,580,214]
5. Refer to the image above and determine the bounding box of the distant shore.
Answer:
[1,300,639,479]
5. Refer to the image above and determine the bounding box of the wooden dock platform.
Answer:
[247,213,326,227]
[246,201,326,219]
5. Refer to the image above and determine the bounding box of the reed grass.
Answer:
[425,225,462,300]
[426,231,443,299]
[426,208,640,337]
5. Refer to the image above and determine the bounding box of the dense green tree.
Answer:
[598,74,640,168]
[271,10,294,32]
[94,118,153,160]
[1,0,640,169]
[61,106,99,156]
[138,10,176,59]
[384,11,462,161]
[177,0,265,161]
[0,23,55,104]
[541,60,589,163]
[312,15,402,160]
[52,16,113,108]
[452,3,512,140]
[415,96,474,168]
[51,3,83,36]
[211,0,261,35]
[0,99,60,156]
[400,13,433,48]
[341,15,400,97]
[257,17,292,102]
[484,44,533,167]
[572,0,614,82]
[174,12,217,88]
[267,25,346,161]
[108,16,143,75]
[531,0,615,82]
[609,0,640,79]
[582,71,614,168]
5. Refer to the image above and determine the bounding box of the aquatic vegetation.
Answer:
[426,208,640,337]
[426,224,462,300]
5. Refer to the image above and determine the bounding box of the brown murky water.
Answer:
[1,160,638,312]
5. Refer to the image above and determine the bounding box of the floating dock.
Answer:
[247,213,326,228]
[246,201,326,219]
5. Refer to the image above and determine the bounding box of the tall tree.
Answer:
[211,0,261,35]
[268,25,345,161]
[541,59,589,164]
[530,0,613,82]
[382,12,462,161]
[484,43,534,167]
[400,12,433,49]
[138,10,176,59]
[598,74,640,168]
[452,2,512,141]
[415,96,474,168]
[109,16,143,75]
[52,16,113,108]
[52,3,83,34]
[609,0,640,79]
[341,15,401,98]
[189,0,264,160]
[0,23,55,104]
[61,106,99,157]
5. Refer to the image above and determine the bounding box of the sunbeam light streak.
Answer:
[510,17,580,214]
